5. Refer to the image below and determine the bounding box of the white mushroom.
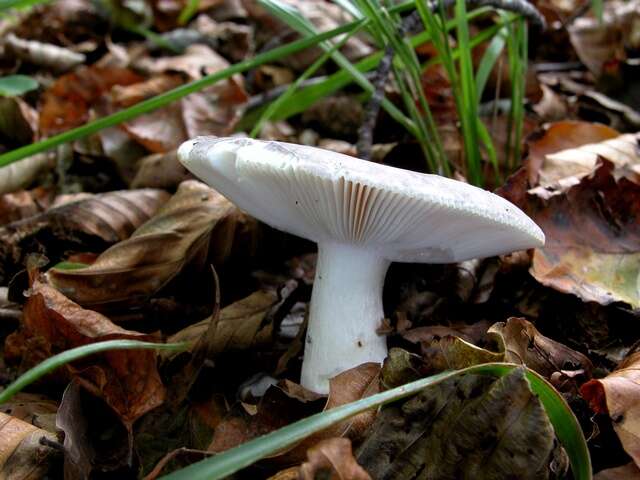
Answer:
[178,137,545,394]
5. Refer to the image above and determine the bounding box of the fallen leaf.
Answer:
[357,367,560,480]
[595,462,640,479]
[47,180,236,308]
[39,65,143,136]
[568,0,640,77]
[0,188,52,226]
[122,102,188,153]
[299,438,371,480]
[131,149,192,189]
[581,350,640,468]
[0,97,39,147]
[5,33,85,73]
[167,289,279,356]
[12,278,166,428]
[0,393,58,434]
[56,381,134,478]
[489,317,593,389]
[0,188,169,284]
[0,411,59,479]
[0,153,53,196]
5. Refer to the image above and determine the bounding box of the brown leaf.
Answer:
[299,438,371,480]
[47,180,236,308]
[568,0,640,77]
[0,412,59,479]
[39,65,143,136]
[167,289,279,357]
[357,367,559,480]
[131,149,192,189]
[595,462,640,480]
[0,393,58,434]
[0,188,52,226]
[489,317,593,387]
[122,102,188,153]
[0,188,169,284]
[581,350,640,467]
[15,278,165,427]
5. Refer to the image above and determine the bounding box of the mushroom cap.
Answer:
[178,136,544,263]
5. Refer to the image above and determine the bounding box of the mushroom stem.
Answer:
[301,242,389,393]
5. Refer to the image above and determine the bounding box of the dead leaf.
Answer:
[5,33,85,72]
[39,65,143,136]
[0,393,58,434]
[0,97,39,147]
[581,350,640,467]
[0,188,52,226]
[135,44,229,80]
[131,149,192,189]
[299,438,371,480]
[47,180,236,308]
[0,188,169,284]
[0,153,53,196]
[0,411,59,479]
[489,317,593,387]
[595,462,640,479]
[167,289,279,356]
[122,102,188,153]
[357,367,560,480]
[528,160,640,308]
[12,278,166,428]
[568,0,640,77]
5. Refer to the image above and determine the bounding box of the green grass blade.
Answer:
[178,0,200,25]
[0,340,188,404]
[475,27,507,98]
[0,21,356,168]
[160,363,591,480]
[0,0,48,11]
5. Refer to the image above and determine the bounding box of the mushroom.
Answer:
[178,137,544,393]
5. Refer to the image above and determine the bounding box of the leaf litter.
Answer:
[1,0,640,478]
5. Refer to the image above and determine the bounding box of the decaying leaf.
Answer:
[0,393,58,434]
[595,462,640,479]
[131,149,192,189]
[356,368,559,479]
[0,154,52,197]
[415,334,504,376]
[47,180,236,308]
[498,122,640,310]
[568,0,640,77]
[299,438,371,480]
[0,188,169,284]
[0,411,59,479]
[39,65,143,136]
[581,350,640,467]
[0,188,52,226]
[8,278,166,428]
[5,33,85,72]
[167,289,279,356]
[489,317,593,384]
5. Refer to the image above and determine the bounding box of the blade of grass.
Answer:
[0,21,357,168]
[160,363,591,480]
[178,0,200,25]
[258,0,418,137]
[250,21,362,137]
[0,340,188,404]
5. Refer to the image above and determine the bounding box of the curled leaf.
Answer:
[47,180,236,307]
[299,438,371,480]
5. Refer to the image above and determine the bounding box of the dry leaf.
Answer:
[131,150,192,189]
[357,368,559,479]
[568,0,640,77]
[0,393,58,434]
[581,350,640,467]
[0,188,52,226]
[489,317,593,386]
[5,33,85,72]
[0,154,53,196]
[47,180,236,308]
[595,462,640,479]
[299,438,371,480]
[39,65,143,136]
[11,278,166,428]
[0,412,59,479]
[0,188,169,284]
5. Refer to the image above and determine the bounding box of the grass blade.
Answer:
[160,363,591,480]
[0,340,187,404]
